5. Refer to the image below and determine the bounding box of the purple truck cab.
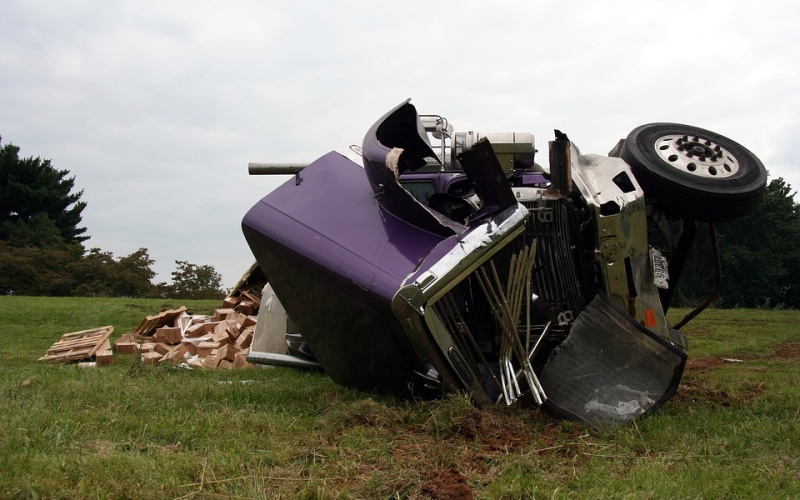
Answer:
[243,99,766,428]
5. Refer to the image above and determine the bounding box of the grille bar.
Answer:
[430,239,546,405]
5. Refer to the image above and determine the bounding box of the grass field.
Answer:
[1,296,799,498]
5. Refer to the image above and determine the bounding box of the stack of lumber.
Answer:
[37,326,114,365]
[114,302,258,369]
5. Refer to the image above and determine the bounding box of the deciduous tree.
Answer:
[675,178,800,308]
[168,260,224,299]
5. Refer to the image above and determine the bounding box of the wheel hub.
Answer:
[653,134,740,179]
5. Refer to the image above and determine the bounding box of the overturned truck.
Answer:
[242,100,766,428]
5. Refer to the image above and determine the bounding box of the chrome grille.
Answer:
[428,232,546,405]
[524,199,586,322]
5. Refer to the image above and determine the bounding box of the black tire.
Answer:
[621,123,767,222]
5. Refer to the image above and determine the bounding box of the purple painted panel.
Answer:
[362,100,463,237]
[242,150,456,391]
[244,151,445,301]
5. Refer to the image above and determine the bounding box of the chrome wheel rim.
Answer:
[653,134,740,179]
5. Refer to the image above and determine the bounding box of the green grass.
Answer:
[1,297,799,498]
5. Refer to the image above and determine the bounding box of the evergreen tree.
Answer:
[0,138,88,246]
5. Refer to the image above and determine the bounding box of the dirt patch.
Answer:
[740,381,769,402]
[441,406,584,453]
[324,397,600,496]
[677,380,767,407]
[421,468,473,500]
[772,342,800,360]
[453,408,534,451]
[678,381,735,407]
[685,357,727,372]
[688,341,800,372]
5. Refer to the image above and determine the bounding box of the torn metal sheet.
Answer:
[539,294,686,429]
[246,283,322,370]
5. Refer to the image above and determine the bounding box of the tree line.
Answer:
[672,177,800,309]
[1,137,223,299]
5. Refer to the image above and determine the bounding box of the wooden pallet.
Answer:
[38,326,114,363]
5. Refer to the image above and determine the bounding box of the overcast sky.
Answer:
[2,1,798,288]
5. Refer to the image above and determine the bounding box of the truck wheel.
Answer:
[621,123,767,222]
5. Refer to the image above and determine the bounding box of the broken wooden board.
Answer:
[38,326,114,363]
[153,326,182,344]
[134,306,188,336]
[96,339,114,366]
[114,332,142,354]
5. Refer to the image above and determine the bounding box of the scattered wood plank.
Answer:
[240,289,261,304]
[141,351,163,365]
[217,344,240,363]
[38,326,114,363]
[134,306,188,336]
[233,350,253,369]
[213,308,236,321]
[95,339,114,366]
[114,333,141,354]
[160,343,188,364]
[183,339,199,356]
[221,296,239,309]
[185,321,216,338]
[203,350,222,368]
[40,266,268,369]
[154,326,182,344]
